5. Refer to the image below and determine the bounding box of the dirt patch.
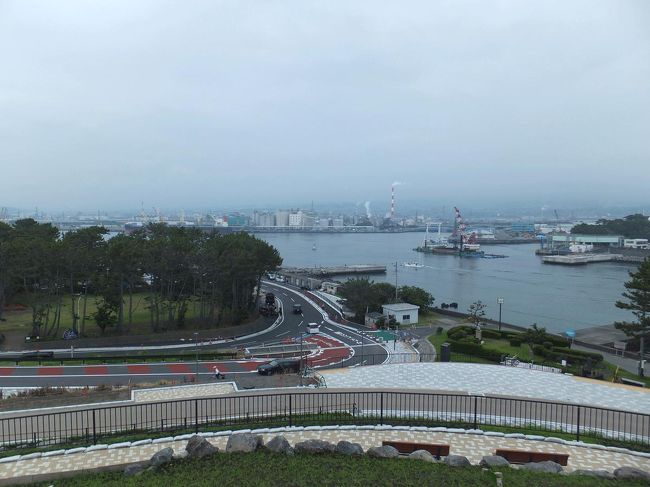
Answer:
[0,387,133,412]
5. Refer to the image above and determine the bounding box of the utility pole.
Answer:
[497,298,504,331]
[193,332,199,383]
[299,333,304,387]
[394,262,398,301]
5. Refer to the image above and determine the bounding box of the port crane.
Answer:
[453,206,479,251]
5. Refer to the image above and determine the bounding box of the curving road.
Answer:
[0,282,389,387]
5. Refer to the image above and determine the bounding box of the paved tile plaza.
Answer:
[322,363,650,413]
[133,383,235,402]
[1,426,649,484]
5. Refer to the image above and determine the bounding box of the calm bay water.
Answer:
[258,232,635,333]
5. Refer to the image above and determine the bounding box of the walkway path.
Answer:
[1,426,649,485]
[321,363,650,413]
[385,340,419,364]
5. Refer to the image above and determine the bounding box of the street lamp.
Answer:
[193,332,199,383]
[299,333,303,387]
[360,331,364,366]
[497,298,504,331]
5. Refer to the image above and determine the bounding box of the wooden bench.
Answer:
[382,441,450,459]
[495,449,569,466]
[621,377,646,388]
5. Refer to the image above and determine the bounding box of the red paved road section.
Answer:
[38,367,65,376]
[0,368,14,376]
[84,366,109,375]
[305,335,354,367]
[127,365,151,374]
[167,363,192,374]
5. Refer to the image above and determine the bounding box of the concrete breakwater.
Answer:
[542,254,623,265]
[281,265,387,276]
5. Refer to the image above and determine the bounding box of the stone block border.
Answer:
[2,424,650,466]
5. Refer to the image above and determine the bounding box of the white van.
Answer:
[307,322,320,334]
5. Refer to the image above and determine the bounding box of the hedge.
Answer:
[551,347,603,362]
[446,339,503,363]
[537,334,570,347]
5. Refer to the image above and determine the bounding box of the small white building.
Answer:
[624,239,650,249]
[382,302,419,325]
[321,282,341,294]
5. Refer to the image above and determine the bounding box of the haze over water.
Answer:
[260,232,634,333]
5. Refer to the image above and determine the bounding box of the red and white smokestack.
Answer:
[391,184,395,219]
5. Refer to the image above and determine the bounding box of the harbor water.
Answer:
[259,232,635,333]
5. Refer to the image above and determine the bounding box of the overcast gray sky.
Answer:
[1,0,649,212]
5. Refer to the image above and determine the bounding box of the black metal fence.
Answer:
[1,390,648,451]
[0,352,240,367]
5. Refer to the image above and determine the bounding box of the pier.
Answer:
[542,253,623,265]
[281,264,387,277]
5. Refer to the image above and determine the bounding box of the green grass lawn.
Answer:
[481,339,534,361]
[0,292,244,340]
[427,331,650,385]
[29,451,648,487]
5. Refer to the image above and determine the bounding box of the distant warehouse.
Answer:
[551,234,624,248]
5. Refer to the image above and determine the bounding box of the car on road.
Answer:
[293,303,302,314]
[307,322,320,334]
[257,358,301,375]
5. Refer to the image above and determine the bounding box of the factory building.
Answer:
[551,234,624,248]
[275,210,290,227]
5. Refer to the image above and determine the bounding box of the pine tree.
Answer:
[615,258,650,377]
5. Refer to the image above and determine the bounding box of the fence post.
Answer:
[380,393,384,425]
[194,399,199,434]
[576,406,581,442]
[92,409,97,445]
[289,395,293,427]
[473,396,478,430]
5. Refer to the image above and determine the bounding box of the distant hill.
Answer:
[571,214,650,239]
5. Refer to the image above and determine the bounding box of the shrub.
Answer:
[551,347,603,362]
[543,341,554,350]
[446,339,503,363]
[481,329,502,339]
[436,326,444,335]
[532,344,548,357]
[447,325,474,336]
[509,338,522,347]
[448,330,468,340]
[543,335,570,347]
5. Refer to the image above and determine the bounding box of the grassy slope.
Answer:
[427,331,650,385]
[30,451,648,487]
[1,292,237,338]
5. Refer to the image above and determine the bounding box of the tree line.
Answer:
[571,214,650,240]
[338,278,434,323]
[0,220,282,337]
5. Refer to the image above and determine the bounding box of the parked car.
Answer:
[257,358,301,375]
